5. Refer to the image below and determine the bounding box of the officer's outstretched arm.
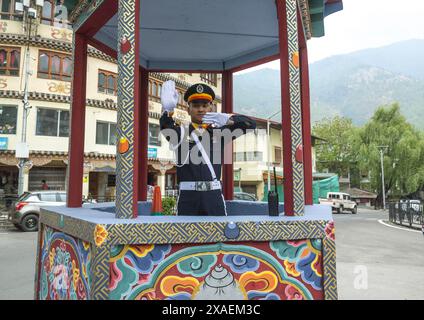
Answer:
[222,114,256,133]
[218,114,257,146]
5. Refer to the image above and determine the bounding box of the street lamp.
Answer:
[15,0,43,195]
[377,145,388,210]
[266,110,281,192]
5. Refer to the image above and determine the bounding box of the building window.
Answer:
[152,82,158,97]
[200,73,217,86]
[98,70,117,95]
[233,152,262,162]
[148,123,161,146]
[0,47,20,76]
[36,108,69,137]
[0,0,23,21]
[41,0,71,29]
[274,147,282,164]
[38,50,72,82]
[96,121,117,145]
[0,105,17,134]
[107,174,116,187]
[246,151,263,161]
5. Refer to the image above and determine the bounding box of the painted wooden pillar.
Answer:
[67,32,87,208]
[297,9,313,206]
[138,67,149,201]
[222,70,234,200]
[300,45,313,205]
[276,0,305,216]
[116,0,140,218]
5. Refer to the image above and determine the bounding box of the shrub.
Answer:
[162,197,177,215]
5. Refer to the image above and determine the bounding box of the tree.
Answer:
[357,103,424,207]
[312,116,360,181]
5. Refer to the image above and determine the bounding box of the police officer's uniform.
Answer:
[160,83,256,216]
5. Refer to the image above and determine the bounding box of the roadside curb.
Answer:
[387,220,422,231]
[380,220,422,233]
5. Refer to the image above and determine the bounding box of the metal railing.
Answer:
[388,200,423,228]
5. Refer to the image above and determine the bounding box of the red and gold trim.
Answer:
[191,123,210,129]
[188,93,213,103]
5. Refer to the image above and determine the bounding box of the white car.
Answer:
[319,192,357,214]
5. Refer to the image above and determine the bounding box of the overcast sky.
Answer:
[237,0,424,73]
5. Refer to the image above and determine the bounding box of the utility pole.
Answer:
[15,1,41,195]
[267,110,281,191]
[378,146,388,210]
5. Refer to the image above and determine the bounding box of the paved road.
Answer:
[0,229,37,300]
[334,208,424,300]
[0,208,423,300]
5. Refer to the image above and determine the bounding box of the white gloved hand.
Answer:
[202,112,231,127]
[161,80,179,113]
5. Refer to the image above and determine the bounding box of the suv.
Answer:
[9,191,67,232]
[234,192,257,201]
[319,192,357,214]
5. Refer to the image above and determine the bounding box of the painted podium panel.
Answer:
[109,241,324,300]
[34,203,337,300]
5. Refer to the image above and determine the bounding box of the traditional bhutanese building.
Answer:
[0,0,221,199]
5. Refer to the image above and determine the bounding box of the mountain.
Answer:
[233,39,424,129]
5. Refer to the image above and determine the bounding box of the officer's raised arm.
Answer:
[159,80,181,146]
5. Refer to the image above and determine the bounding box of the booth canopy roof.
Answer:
[91,0,342,71]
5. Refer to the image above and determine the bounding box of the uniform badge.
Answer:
[196,84,204,93]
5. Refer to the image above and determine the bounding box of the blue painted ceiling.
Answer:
[92,0,342,71]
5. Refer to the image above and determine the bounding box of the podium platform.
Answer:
[34,202,336,300]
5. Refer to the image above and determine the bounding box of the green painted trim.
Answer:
[308,0,326,37]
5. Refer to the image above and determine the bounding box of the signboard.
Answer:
[0,137,7,150]
[148,148,157,159]
[234,169,241,181]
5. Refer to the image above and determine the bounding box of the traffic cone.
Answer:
[151,185,163,216]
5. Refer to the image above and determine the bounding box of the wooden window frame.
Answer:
[98,69,117,95]
[200,73,218,86]
[0,104,18,134]
[0,46,21,77]
[37,50,72,82]
[274,146,282,165]
[41,0,71,28]
[96,121,117,146]
[35,107,69,137]
[151,81,158,97]
[0,0,23,21]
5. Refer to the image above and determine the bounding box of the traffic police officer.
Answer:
[160,80,256,216]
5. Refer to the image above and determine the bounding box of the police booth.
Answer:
[34,0,342,300]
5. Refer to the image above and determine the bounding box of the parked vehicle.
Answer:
[9,191,68,232]
[234,192,257,201]
[319,192,357,214]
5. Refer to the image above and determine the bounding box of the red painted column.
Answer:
[132,0,141,217]
[67,33,87,208]
[222,70,234,200]
[277,0,294,215]
[300,45,313,205]
[138,67,149,201]
[297,8,313,206]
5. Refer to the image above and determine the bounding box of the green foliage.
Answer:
[162,197,177,215]
[312,116,359,178]
[357,103,424,199]
[312,104,424,205]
